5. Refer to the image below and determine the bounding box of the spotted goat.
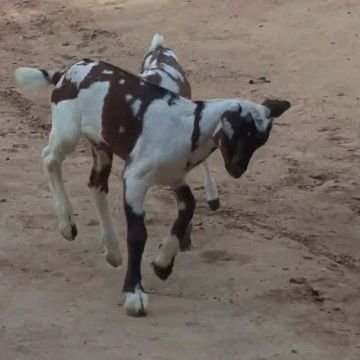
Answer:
[14,42,291,316]
[140,34,220,212]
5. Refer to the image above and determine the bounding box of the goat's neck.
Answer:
[199,99,239,140]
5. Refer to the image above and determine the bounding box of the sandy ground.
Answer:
[0,0,359,359]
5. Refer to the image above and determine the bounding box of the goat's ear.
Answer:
[262,99,291,118]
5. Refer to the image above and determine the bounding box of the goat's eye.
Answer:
[247,131,251,137]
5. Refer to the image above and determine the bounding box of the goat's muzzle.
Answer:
[225,163,247,179]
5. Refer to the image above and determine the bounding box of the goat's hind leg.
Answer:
[88,145,122,267]
[42,104,81,240]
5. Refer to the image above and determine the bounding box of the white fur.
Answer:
[161,63,184,81]
[240,100,270,132]
[142,69,180,94]
[160,75,180,94]
[15,67,54,89]
[102,70,113,75]
[163,49,177,59]
[90,147,121,267]
[222,117,234,138]
[42,100,80,241]
[123,167,149,215]
[65,61,97,86]
[91,188,122,267]
[126,98,196,185]
[124,287,149,316]
[154,235,179,267]
[131,98,142,116]
[149,33,165,52]
[78,81,110,143]
[178,201,186,211]
[201,161,219,202]
[143,56,155,70]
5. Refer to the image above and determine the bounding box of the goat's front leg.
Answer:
[201,160,220,211]
[152,181,196,280]
[122,176,149,317]
[88,146,122,267]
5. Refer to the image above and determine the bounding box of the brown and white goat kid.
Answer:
[140,34,220,212]
[15,52,290,316]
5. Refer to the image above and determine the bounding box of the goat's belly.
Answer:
[151,161,188,185]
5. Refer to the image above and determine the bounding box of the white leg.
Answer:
[201,160,220,210]
[91,190,122,267]
[89,147,122,267]
[43,145,77,240]
[42,102,81,240]
[154,235,179,268]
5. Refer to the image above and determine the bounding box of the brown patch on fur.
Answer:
[88,144,113,193]
[86,62,172,159]
[50,60,174,160]
[51,77,78,104]
[172,184,196,250]
[142,72,162,86]
[51,71,64,85]
[40,69,63,86]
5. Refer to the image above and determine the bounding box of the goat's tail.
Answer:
[148,33,165,52]
[14,67,63,90]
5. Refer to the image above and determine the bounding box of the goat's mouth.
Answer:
[225,164,246,179]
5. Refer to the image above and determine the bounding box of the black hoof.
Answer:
[152,257,175,281]
[179,222,192,252]
[71,224,78,239]
[126,307,147,317]
[208,198,220,211]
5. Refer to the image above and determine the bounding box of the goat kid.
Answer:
[140,34,220,213]
[15,55,290,316]
[139,34,219,251]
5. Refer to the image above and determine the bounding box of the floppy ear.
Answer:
[262,99,291,118]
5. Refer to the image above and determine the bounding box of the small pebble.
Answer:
[87,219,99,226]
[289,277,306,284]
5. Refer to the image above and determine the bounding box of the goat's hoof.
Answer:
[105,249,122,267]
[124,289,148,317]
[152,257,175,280]
[208,198,220,211]
[60,223,78,241]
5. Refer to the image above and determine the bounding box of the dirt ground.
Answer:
[0,0,359,359]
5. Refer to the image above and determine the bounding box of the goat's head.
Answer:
[217,99,291,179]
